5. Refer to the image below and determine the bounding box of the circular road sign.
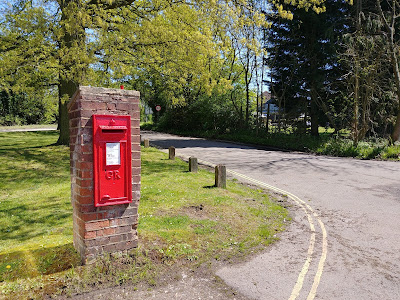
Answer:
[155,105,162,112]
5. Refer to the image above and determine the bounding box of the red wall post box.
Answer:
[93,115,132,207]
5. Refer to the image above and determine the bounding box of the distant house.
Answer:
[261,91,279,121]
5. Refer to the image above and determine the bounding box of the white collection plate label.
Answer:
[106,143,121,165]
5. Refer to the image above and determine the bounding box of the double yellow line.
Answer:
[156,147,328,300]
[194,157,328,300]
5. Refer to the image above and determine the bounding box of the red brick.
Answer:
[109,235,124,243]
[85,246,101,256]
[80,153,93,163]
[132,151,140,159]
[79,187,93,197]
[81,144,92,154]
[130,111,140,120]
[69,110,81,120]
[93,110,110,115]
[132,144,141,151]
[70,127,79,136]
[102,243,117,253]
[122,207,138,217]
[77,161,93,170]
[81,213,98,222]
[114,103,129,111]
[81,101,107,110]
[131,135,140,144]
[80,110,95,118]
[103,209,121,219]
[115,225,131,234]
[70,87,142,263]
[77,169,93,179]
[81,118,91,128]
[85,220,109,231]
[107,103,116,110]
[77,178,92,188]
[81,204,96,213]
[103,227,115,235]
[85,231,96,239]
[132,191,140,201]
[70,118,79,128]
[119,216,136,226]
[77,195,93,205]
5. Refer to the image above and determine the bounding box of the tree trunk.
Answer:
[309,25,319,137]
[310,93,319,137]
[266,103,270,133]
[389,37,400,142]
[56,0,85,145]
[353,65,360,144]
[57,79,78,145]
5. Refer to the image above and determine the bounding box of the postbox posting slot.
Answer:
[102,129,125,133]
[99,125,127,130]
[100,125,127,135]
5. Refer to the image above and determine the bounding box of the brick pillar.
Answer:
[68,86,140,264]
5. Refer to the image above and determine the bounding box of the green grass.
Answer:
[0,131,289,299]
[139,147,288,263]
[0,131,80,283]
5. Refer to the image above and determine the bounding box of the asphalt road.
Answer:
[140,131,400,300]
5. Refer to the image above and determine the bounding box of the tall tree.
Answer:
[1,0,329,144]
[1,0,221,144]
[376,0,400,141]
[265,0,350,136]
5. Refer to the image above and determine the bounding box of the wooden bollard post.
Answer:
[215,165,226,188]
[189,157,198,173]
[169,146,175,160]
[144,139,150,148]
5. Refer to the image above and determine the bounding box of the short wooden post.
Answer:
[215,165,226,188]
[189,157,198,173]
[143,139,150,148]
[169,146,175,160]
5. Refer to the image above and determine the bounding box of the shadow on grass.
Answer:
[203,185,216,189]
[141,159,186,176]
[0,200,71,243]
[0,132,69,188]
[0,243,81,282]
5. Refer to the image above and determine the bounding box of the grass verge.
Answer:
[142,124,400,160]
[0,131,289,299]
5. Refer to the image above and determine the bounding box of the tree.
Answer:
[1,0,329,145]
[1,0,221,144]
[265,0,350,136]
[376,0,400,141]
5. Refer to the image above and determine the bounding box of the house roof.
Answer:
[262,91,271,101]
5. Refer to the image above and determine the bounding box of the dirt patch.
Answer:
[69,262,252,300]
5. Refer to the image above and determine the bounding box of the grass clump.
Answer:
[0,131,289,299]
[139,147,288,265]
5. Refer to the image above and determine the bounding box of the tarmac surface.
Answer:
[76,131,400,299]
[0,125,57,132]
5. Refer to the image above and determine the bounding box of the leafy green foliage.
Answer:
[0,90,57,125]
[265,0,351,135]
